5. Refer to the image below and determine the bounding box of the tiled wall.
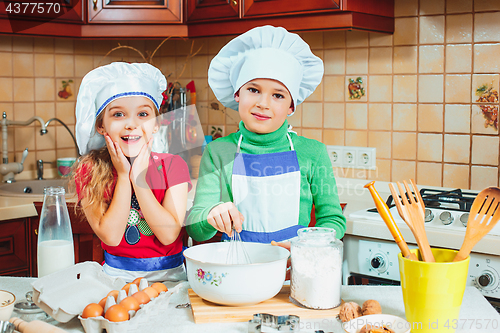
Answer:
[0,0,499,190]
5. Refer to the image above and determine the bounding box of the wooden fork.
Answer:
[389,179,435,262]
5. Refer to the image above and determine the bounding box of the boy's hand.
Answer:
[207,202,244,236]
[130,136,153,186]
[105,135,130,177]
[271,241,291,280]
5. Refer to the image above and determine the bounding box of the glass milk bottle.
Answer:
[290,227,343,309]
[37,186,75,277]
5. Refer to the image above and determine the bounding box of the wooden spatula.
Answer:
[454,187,500,262]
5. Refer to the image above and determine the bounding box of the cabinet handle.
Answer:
[93,0,98,10]
[232,0,237,5]
[34,228,38,235]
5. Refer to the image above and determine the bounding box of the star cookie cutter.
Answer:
[248,313,300,332]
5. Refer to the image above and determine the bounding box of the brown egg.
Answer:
[105,304,129,322]
[142,286,159,299]
[122,283,134,294]
[107,290,119,301]
[98,297,107,310]
[151,282,168,294]
[132,277,144,286]
[120,296,141,312]
[132,291,151,305]
[81,303,104,318]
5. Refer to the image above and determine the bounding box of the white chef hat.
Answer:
[75,62,167,155]
[208,25,324,113]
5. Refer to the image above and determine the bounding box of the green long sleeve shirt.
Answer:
[186,120,346,242]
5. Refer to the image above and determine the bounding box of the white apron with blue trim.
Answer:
[226,133,303,243]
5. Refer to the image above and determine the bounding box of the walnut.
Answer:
[359,324,395,333]
[362,299,382,316]
[338,301,362,322]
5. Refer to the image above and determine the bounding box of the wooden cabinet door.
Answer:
[0,218,29,276]
[88,0,182,23]
[243,0,340,18]
[0,0,84,23]
[186,0,239,22]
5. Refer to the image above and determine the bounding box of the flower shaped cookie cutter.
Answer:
[248,313,300,332]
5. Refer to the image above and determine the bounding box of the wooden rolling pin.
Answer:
[364,181,418,261]
[9,317,69,333]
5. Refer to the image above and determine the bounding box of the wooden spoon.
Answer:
[454,187,500,262]
[365,181,418,261]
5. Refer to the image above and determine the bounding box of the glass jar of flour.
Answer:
[290,227,343,309]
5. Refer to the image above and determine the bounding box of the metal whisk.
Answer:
[225,229,252,265]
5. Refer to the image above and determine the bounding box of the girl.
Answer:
[72,62,191,282]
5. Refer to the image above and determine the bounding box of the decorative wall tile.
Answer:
[324,31,346,49]
[443,134,470,163]
[302,102,323,128]
[393,132,417,159]
[471,105,499,134]
[445,75,471,103]
[324,49,346,75]
[446,14,473,44]
[394,46,418,73]
[369,47,392,74]
[417,162,442,187]
[324,103,345,129]
[324,76,345,102]
[471,135,499,165]
[393,75,417,102]
[470,166,498,190]
[420,0,445,15]
[472,74,499,103]
[392,160,416,182]
[346,76,367,101]
[368,103,392,130]
[443,164,469,189]
[368,76,392,102]
[394,0,418,17]
[368,131,391,158]
[446,0,472,14]
[417,133,443,162]
[345,103,368,130]
[419,16,445,44]
[419,45,444,73]
[474,44,500,73]
[346,48,368,74]
[419,75,444,103]
[445,44,472,73]
[444,104,471,133]
[393,104,417,131]
[418,104,443,132]
[394,18,419,45]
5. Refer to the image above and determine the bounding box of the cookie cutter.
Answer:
[248,313,300,332]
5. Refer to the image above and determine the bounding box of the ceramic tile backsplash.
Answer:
[0,0,498,188]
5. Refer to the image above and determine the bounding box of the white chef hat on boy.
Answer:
[75,62,166,155]
[208,25,324,113]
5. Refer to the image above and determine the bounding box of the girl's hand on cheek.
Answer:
[105,135,130,176]
[130,137,153,185]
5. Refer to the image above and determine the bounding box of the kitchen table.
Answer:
[1,276,499,333]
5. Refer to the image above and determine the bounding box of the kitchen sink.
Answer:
[0,179,73,198]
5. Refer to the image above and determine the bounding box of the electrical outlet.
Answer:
[357,147,377,170]
[326,145,376,169]
[343,149,357,167]
[326,145,343,167]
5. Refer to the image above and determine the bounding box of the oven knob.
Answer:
[424,209,434,223]
[370,255,387,273]
[478,273,493,287]
[460,213,469,227]
[439,211,454,225]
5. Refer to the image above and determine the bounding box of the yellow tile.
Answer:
[446,14,473,43]
[445,75,471,103]
[193,78,209,101]
[208,108,224,124]
[445,134,471,164]
[345,31,369,48]
[225,108,240,125]
[419,16,445,44]
[416,162,442,187]
[74,40,93,55]
[14,127,36,151]
[368,103,391,130]
[444,104,471,133]
[13,37,33,52]
[369,33,393,47]
[0,36,12,52]
[474,44,500,74]
[420,0,445,15]
[419,45,444,73]
[474,0,500,11]
[471,105,499,134]
[345,130,367,146]
[417,133,443,162]
[191,55,208,78]
[0,52,12,76]
[393,46,418,74]
[0,78,13,102]
[369,47,392,74]
[36,129,56,150]
[75,55,95,78]
[55,55,74,77]
[368,131,391,158]
[13,78,34,102]
[471,74,499,103]
[346,49,368,74]
[56,125,76,149]
[392,160,416,182]
[471,135,499,165]
[301,129,322,142]
[443,164,469,189]
[35,78,55,102]
[446,0,473,13]
[55,102,76,125]
[470,166,498,190]
[324,31,346,49]
[302,102,322,128]
[34,54,54,77]
[418,104,443,132]
[474,12,500,43]
[301,31,323,50]
[13,103,34,121]
[13,53,34,77]
[394,0,418,17]
[323,129,344,145]
[394,17,418,45]
[308,80,323,102]
[346,76,367,102]
[445,44,472,73]
[393,132,417,159]
[368,76,392,102]
[324,103,344,129]
[35,102,55,121]
[393,104,417,131]
[324,49,345,75]
[419,75,444,103]
[55,39,73,54]
[323,76,344,102]
[393,75,417,102]
[345,104,367,130]
[368,159,391,182]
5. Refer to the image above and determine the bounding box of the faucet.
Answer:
[1,112,47,183]
[44,118,79,156]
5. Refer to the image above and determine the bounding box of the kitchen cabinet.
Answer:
[88,0,182,23]
[0,217,30,276]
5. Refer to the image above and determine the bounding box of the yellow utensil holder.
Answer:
[398,248,469,333]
